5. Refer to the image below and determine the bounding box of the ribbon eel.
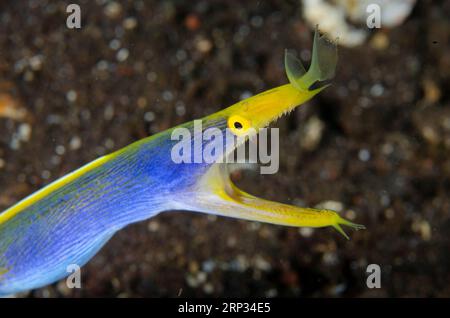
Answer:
[0,29,364,295]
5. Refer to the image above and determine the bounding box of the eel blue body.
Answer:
[0,131,179,294]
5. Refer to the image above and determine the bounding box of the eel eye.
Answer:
[228,115,251,136]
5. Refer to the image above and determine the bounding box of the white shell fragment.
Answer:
[302,0,416,47]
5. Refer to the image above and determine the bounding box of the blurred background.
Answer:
[0,0,449,297]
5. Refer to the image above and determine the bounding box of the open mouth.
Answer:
[184,29,365,239]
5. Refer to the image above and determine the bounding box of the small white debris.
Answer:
[18,123,32,142]
[104,2,122,19]
[421,126,439,145]
[104,138,115,149]
[146,72,158,82]
[186,275,199,288]
[96,60,109,71]
[109,39,121,50]
[301,116,325,151]
[358,149,371,162]
[412,218,432,241]
[122,17,137,30]
[315,200,344,212]
[322,251,338,266]
[370,83,385,97]
[55,145,66,155]
[10,139,20,150]
[51,155,61,166]
[202,260,216,273]
[162,90,174,102]
[203,283,214,294]
[104,104,115,120]
[384,208,395,219]
[330,283,347,296]
[116,48,129,62]
[41,170,51,180]
[229,255,249,272]
[29,55,44,71]
[247,222,261,231]
[66,90,77,103]
[195,38,213,53]
[227,236,237,247]
[186,271,207,288]
[299,227,315,238]
[253,256,272,271]
[302,0,416,47]
[345,210,356,220]
[175,101,186,116]
[147,221,160,232]
[144,111,155,122]
[240,91,253,100]
[9,123,31,150]
[265,289,278,297]
[380,192,391,207]
[381,143,394,155]
[197,272,207,284]
[69,136,82,150]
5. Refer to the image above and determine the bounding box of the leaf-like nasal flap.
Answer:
[285,27,338,91]
[309,27,338,85]
[284,49,307,91]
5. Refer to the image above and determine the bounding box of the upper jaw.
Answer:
[216,83,322,132]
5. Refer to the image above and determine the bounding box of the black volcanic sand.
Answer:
[0,0,449,297]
